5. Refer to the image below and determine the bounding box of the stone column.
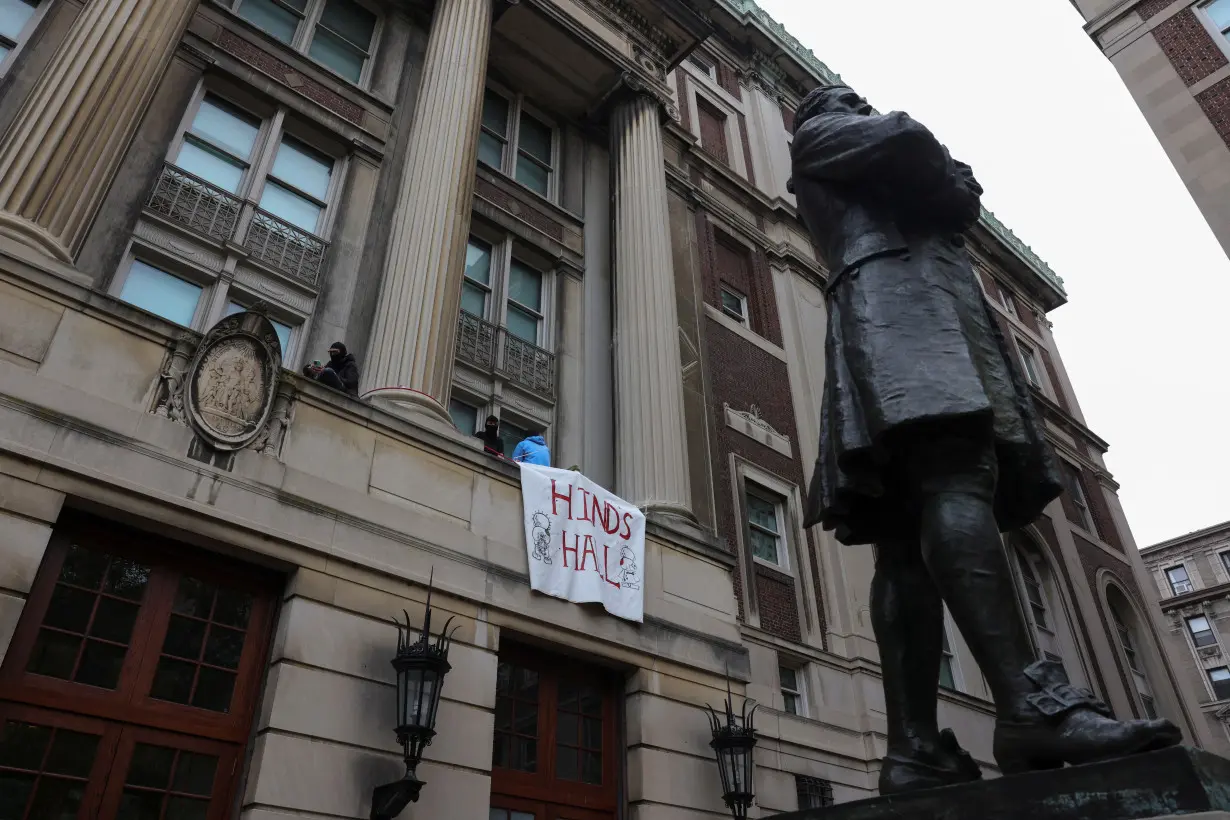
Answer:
[610,86,692,517]
[362,0,494,422]
[0,0,200,262]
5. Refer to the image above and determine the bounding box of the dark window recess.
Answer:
[696,98,729,165]
[796,775,835,809]
[1209,667,1230,701]
[0,719,102,819]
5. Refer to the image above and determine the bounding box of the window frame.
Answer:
[1015,549,1051,633]
[795,775,834,810]
[463,228,555,352]
[686,51,717,80]
[745,483,789,572]
[111,254,212,330]
[995,282,1020,320]
[1200,0,1230,55]
[0,513,280,745]
[1209,666,1230,701]
[478,84,561,203]
[0,0,49,78]
[1059,461,1096,534]
[1015,336,1044,388]
[777,663,806,717]
[939,617,958,691]
[489,644,619,813]
[1167,564,1195,596]
[230,0,384,88]
[720,285,749,324]
[1188,615,1218,649]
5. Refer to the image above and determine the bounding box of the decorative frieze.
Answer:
[724,403,792,458]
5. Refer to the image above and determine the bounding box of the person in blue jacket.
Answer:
[511,434,551,466]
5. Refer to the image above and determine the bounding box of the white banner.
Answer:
[518,464,646,623]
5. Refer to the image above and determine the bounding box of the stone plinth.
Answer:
[771,747,1230,820]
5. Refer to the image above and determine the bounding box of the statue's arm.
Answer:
[791,111,954,192]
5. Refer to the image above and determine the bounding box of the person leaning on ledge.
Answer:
[302,341,359,396]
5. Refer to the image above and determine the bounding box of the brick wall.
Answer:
[1197,76,1230,142]
[1139,0,1177,19]
[1152,9,1229,86]
[757,567,802,641]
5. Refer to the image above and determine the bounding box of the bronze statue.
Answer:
[789,85,1181,793]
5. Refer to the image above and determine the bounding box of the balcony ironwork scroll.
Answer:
[455,311,556,398]
[244,209,328,286]
[147,164,241,244]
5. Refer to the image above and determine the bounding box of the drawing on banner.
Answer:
[530,511,553,564]
[518,463,646,623]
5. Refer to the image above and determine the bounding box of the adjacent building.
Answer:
[0,0,1210,817]
[1072,0,1230,260]
[1142,520,1230,756]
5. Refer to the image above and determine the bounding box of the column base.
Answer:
[362,387,453,427]
[0,213,72,263]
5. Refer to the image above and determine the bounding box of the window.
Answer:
[0,514,277,820]
[779,665,805,716]
[1221,552,1230,578]
[223,302,293,357]
[506,259,544,344]
[175,96,260,194]
[478,88,557,199]
[995,282,1020,320]
[463,239,494,318]
[260,136,333,233]
[490,646,616,818]
[720,286,748,324]
[118,261,203,327]
[696,97,729,165]
[0,0,42,69]
[796,775,834,810]
[1017,552,1049,630]
[1204,0,1230,42]
[1210,667,1230,700]
[1140,693,1158,719]
[449,398,480,435]
[1188,616,1217,648]
[1016,337,1043,388]
[1113,608,1141,674]
[746,486,786,568]
[687,52,717,79]
[939,624,957,690]
[232,0,379,84]
[1167,565,1194,596]
[1060,462,1096,533]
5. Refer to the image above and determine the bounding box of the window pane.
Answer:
[778,666,797,690]
[1211,668,1230,682]
[191,98,260,161]
[747,494,779,533]
[749,528,779,564]
[461,281,487,317]
[309,28,365,82]
[1208,0,1230,30]
[237,0,301,43]
[0,0,38,41]
[1190,617,1211,633]
[721,288,745,319]
[465,241,492,285]
[482,90,510,137]
[449,400,479,434]
[505,305,539,344]
[1169,566,1190,583]
[225,302,292,354]
[318,0,375,47]
[271,138,332,200]
[119,262,202,327]
[518,113,552,164]
[507,261,542,311]
[0,43,10,63]
[478,132,504,168]
[259,181,323,232]
[175,140,246,193]
[514,157,549,196]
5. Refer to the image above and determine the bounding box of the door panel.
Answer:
[95,726,238,820]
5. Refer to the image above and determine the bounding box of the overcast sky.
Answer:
[755,0,1230,547]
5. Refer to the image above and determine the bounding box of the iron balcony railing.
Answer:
[456,310,556,398]
[146,163,329,286]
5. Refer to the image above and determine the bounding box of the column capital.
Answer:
[616,71,678,125]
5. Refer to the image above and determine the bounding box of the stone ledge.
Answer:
[771,747,1230,820]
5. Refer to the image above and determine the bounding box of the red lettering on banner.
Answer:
[580,535,599,571]
[603,544,622,589]
[552,480,573,519]
[561,529,578,568]
[602,501,620,535]
[621,511,633,540]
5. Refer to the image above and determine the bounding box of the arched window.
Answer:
[1106,585,1159,719]
[1007,535,1088,686]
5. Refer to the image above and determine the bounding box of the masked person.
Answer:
[477,415,505,456]
[303,342,359,396]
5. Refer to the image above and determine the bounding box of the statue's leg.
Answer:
[912,434,1181,773]
[873,537,982,793]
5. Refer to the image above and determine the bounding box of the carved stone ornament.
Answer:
[185,311,282,451]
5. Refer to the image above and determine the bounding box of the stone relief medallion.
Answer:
[185,310,282,451]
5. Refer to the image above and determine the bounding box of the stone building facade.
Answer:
[1072,0,1230,260]
[1141,520,1230,757]
[0,0,1210,817]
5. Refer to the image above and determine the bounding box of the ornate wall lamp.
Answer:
[371,574,460,820]
[706,672,759,820]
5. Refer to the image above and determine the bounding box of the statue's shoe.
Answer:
[993,660,1182,775]
[880,728,983,795]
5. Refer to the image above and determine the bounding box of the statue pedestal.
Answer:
[771,747,1230,820]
